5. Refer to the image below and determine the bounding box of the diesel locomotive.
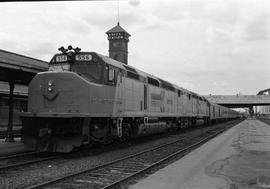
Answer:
[21,46,241,152]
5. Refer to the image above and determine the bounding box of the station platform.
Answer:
[0,138,25,156]
[129,118,270,189]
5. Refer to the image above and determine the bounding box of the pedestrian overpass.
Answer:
[204,95,270,108]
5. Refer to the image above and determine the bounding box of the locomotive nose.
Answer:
[28,71,92,115]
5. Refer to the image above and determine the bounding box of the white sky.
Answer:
[0,0,269,95]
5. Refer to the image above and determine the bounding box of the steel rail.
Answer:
[0,154,62,171]
[103,127,227,189]
[0,151,37,161]
[26,126,230,189]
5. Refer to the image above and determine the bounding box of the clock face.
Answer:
[112,42,125,48]
[113,42,120,47]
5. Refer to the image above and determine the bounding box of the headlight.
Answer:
[48,80,53,86]
[48,87,53,92]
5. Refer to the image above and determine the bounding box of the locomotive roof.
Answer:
[97,53,126,70]
[50,51,229,107]
[96,53,196,95]
[97,53,221,104]
[52,51,205,100]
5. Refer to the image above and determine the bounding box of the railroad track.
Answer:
[26,126,231,189]
[0,151,62,171]
[0,130,21,139]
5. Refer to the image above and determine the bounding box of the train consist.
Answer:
[21,47,241,152]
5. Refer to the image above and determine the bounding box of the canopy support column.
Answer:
[5,79,15,142]
[249,106,254,117]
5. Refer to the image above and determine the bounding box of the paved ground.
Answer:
[0,138,25,156]
[129,118,270,189]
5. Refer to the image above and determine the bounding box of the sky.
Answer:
[0,0,269,95]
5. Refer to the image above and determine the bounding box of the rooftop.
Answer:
[0,49,48,84]
[106,22,131,36]
[0,49,48,72]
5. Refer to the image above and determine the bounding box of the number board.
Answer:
[75,54,92,61]
[55,55,67,62]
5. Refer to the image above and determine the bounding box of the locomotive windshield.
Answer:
[49,63,70,71]
[71,62,103,83]
[49,54,71,71]
[49,51,104,83]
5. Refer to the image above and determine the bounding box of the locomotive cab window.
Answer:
[107,67,115,83]
[105,65,118,86]
[118,70,123,83]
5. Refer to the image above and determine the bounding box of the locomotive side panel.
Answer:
[89,85,117,116]
[186,94,193,117]
[199,100,209,118]
[181,93,189,117]
[210,103,215,120]
[176,92,183,116]
[123,77,144,117]
[198,99,203,117]
[164,90,174,116]
[192,96,197,116]
[148,85,164,114]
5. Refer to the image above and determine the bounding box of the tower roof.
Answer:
[106,22,131,37]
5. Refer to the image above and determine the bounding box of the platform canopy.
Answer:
[0,49,48,142]
[0,49,48,84]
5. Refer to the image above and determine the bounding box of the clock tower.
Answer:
[106,22,130,64]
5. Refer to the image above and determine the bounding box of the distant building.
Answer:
[257,89,270,115]
[106,22,131,64]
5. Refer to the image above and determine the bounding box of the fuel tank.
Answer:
[131,118,169,138]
